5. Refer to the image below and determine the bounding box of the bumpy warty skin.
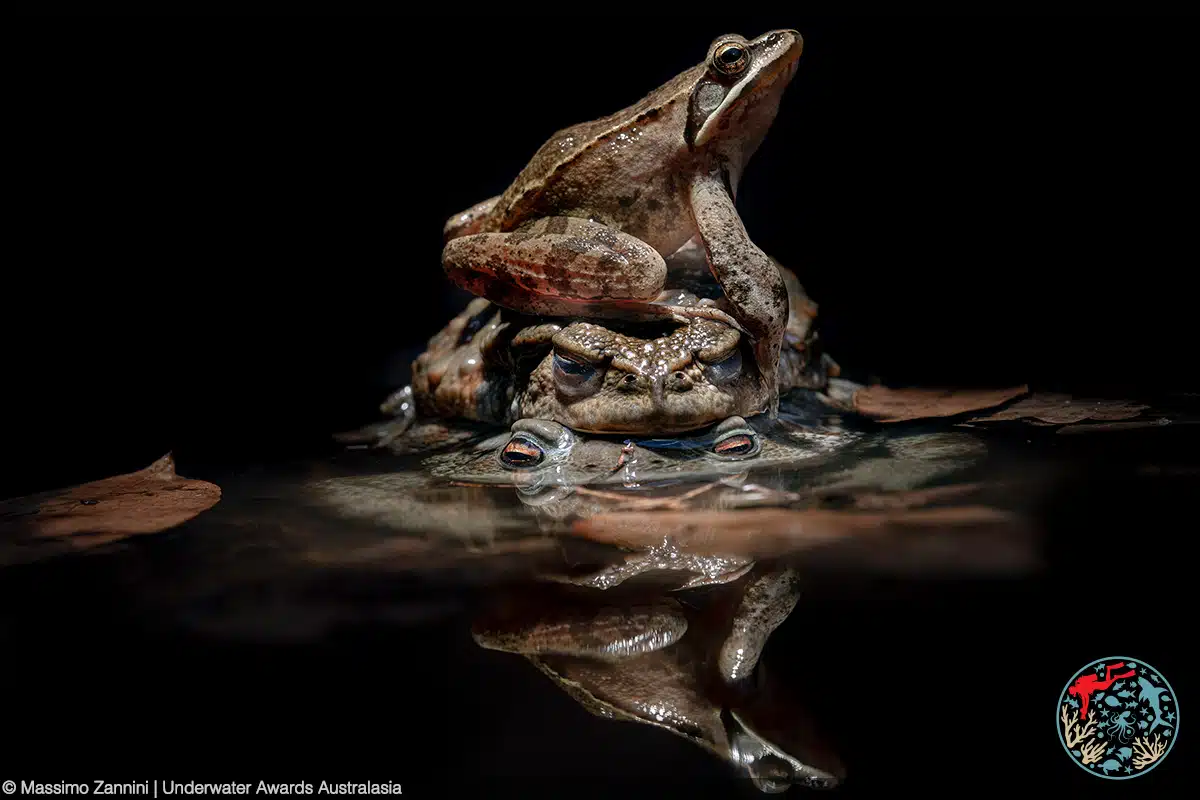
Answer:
[408,257,829,435]
[520,319,762,435]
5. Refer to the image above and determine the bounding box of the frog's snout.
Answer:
[644,371,696,405]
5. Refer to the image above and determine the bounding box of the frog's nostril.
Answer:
[669,371,694,392]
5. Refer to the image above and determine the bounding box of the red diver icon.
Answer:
[1067,661,1138,720]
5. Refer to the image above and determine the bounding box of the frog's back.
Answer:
[490,64,704,229]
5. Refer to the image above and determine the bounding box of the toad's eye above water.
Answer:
[702,348,742,384]
[712,430,760,459]
[713,43,749,75]
[499,436,545,469]
[553,353,603,397]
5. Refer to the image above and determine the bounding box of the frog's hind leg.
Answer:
[441,216,668,317]
[472,595,688,662]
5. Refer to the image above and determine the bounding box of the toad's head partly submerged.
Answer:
[520,318,764,435]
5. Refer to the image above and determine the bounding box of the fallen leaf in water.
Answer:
[852,385,1029,422]
[968,393,1149,425]
[841,482,991,511]
[1057,418,1175,434]
[0,453,221,559]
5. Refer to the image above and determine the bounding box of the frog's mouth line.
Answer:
[695,37,803,148]
[617,422,760,459]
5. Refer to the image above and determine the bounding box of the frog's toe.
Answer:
[380,385,415,416]
[661,304,748,334]
[678,559,755,589]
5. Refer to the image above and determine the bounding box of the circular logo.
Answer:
[1058,657,1179,778]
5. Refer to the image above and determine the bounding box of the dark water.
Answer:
[3,403,1193,797]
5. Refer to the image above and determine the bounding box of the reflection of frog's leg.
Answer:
[472,599,687,662]
[561,541,754,592]
[718,568,802,684]
[690,172,789,417]
[442,216,668,316]
[443,195,501,240]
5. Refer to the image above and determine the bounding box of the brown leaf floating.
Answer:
[851,385,1030,422]
[0,453,221,558]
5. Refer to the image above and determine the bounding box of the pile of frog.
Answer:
[337,30,861,791]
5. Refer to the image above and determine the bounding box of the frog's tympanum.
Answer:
[441,31,805,415]
[472,568,844,792]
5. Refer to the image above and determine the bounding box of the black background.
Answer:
[6,12,1195,798]
[9,13,1197,497]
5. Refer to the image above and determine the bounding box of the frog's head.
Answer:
[522,319,763,435]
[727,708,844,793]
[686,30,804,188]
[725,659,845,793]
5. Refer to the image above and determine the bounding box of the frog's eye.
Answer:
[712,428,760,460]
[500,435,545,469]
[701,348,743,384]
[553,352,603,398]
[712,42,749,75]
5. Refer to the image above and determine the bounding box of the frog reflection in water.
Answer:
[428,411,985,591]
[472,567,844,792]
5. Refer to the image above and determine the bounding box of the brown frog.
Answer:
[441,31,806,415]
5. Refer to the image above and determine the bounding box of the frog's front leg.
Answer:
[717,567,802,684]
[689,171,789,416]
[472,595,688,662]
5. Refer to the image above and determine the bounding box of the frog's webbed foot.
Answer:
[689,173,789,417]
[817,377,865,413]
[602,299,748,334]
[472,597,688,662]
[441,216,667,317]
[332,385,416,449]
[717,568,802,684]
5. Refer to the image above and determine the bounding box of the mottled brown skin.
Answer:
[409,264,831,436]
[441,31,805,417]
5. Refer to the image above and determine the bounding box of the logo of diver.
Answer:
[1058,657,1179,779]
